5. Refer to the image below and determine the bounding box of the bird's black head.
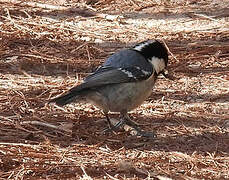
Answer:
[132,39,169,75]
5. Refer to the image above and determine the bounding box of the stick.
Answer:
[20,121,72,133]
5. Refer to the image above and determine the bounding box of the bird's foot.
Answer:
[102,117,156,139]
[114,117,139,129]
[102,118,133,134]
[114,119,156,139]
[135,129,157,138]
[102,122,121,134]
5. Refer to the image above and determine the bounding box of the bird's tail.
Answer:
[49,91,80,106]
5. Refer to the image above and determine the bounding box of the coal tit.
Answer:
[49,40,169,137]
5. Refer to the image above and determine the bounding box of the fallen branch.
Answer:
[20,120,72,133]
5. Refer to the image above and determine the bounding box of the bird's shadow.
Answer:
[10,110,228,155]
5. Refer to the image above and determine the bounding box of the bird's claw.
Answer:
[135,130,157,138]
[103,120,156,139]
[102,123,120,134]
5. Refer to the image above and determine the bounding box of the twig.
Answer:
[86,45,91,62]
[0,115,14,123]
[193,13,218,22]
[161,39,178,62]
[0,142,39,147]
[20,120,72,133]
[104,171,119,180]
[1,0,67,10]
[80,166,92,180]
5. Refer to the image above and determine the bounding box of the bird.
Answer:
[49,39,169,137]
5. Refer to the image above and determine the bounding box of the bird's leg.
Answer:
[103,113,156,138]
[104,113,112,129]
[102,113,119,134]
[115,113,156,138]
[114,113,139,129]
[103,113,135,133]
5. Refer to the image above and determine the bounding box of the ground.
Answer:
[0,0,229,179]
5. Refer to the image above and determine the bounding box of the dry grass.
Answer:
[0,0,229,179]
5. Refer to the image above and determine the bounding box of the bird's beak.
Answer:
[162,69,169,78]
[161,69,175,80]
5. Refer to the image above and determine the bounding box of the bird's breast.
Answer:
[87,74,157,113]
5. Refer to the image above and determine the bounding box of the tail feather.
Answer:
[49,92,78,106]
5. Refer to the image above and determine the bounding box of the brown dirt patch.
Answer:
[0,0,229,179]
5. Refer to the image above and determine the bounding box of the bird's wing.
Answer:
[69,66,154,92]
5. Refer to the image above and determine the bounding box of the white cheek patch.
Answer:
[133,40,156,51]
[149,57,165,74]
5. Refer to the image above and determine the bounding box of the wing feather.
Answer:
[70,66,154,92]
